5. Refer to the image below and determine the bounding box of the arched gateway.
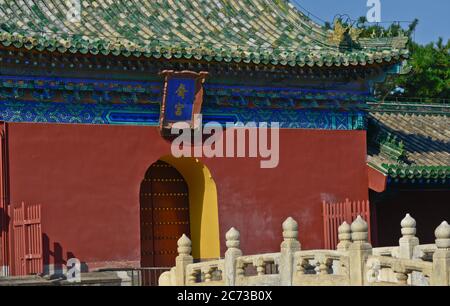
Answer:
[140,160,190,267]
[139,156,221,267]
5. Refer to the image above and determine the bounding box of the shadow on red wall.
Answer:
[42,233,88,275]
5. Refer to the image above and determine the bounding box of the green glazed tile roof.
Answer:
[0,0,408,67]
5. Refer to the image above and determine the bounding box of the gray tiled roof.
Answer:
[368,111,450,175]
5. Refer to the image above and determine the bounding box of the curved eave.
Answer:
[375,163,450,181]
[0,33,409,68]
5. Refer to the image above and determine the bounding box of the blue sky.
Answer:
[292,0,450,44]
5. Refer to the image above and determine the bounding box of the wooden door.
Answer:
[11,202,42,276]
[140,160,190,267]
[0,124,7,274]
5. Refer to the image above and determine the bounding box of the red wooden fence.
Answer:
[0,124,8,275]
[322,199,371,250]
[11,202,43,276]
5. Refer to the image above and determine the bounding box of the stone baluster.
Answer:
[236,259,245,278]
[336,221,352,276]
[255,257,265,276]
[395,271,409,285]
[224,227,242,286]
[187,270,197,284]
[175,234,193,286]
[392,258,409,285]
[399,214,419,259]
[296,257,307,275]
[348,215,372,286]
[431,221,450,286]
[202,267,212,283]
[280,217,301,286]
[315,255,332,275]
[337,221,352,252]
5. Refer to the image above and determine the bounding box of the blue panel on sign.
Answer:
[165,78,196,122]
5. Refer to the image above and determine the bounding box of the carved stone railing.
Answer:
[413,244,437,262]
[373,246,399,257]
[293,250,350,286]
[366,255,433,286]
[365,214,443,286]
[186,260,225,286]
[159,214,450,286]
[235,253,280,286]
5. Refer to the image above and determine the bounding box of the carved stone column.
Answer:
[348,216,372,286]
[431,221,450,286]
[280,217,301,286]
[175,234,193,286]
[224,227,242,286]
[399,214,419,260]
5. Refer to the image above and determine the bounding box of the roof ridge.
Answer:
[368,102,450,115]
[369,110,450,116]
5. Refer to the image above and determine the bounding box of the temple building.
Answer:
[367,102,449,247]
[0,1,447,276]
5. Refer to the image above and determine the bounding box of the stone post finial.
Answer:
[225,227,242,286]
[177,234,192,256]
[401,213,417,238]
[435,221,450,249]
[399,214,419,260]
[280,217,301,286]
[226,227,240,249]
[348,216,372,285]
[338,221,351,242]
[282,217,298,241]
[175,234,193,286]
[431,221,450,285]
[337,221,351,251]
[351,215,368,243]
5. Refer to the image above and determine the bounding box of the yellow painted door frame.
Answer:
[160,155,220,260]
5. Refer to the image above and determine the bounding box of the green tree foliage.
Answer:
[397,38,450,98]
[356,18,449,99]
[357,18,418,39]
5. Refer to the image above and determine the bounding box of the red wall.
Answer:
[368,165,387,192]
[6,122,368,270]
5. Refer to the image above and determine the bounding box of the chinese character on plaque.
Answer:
[159,70,208,135]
